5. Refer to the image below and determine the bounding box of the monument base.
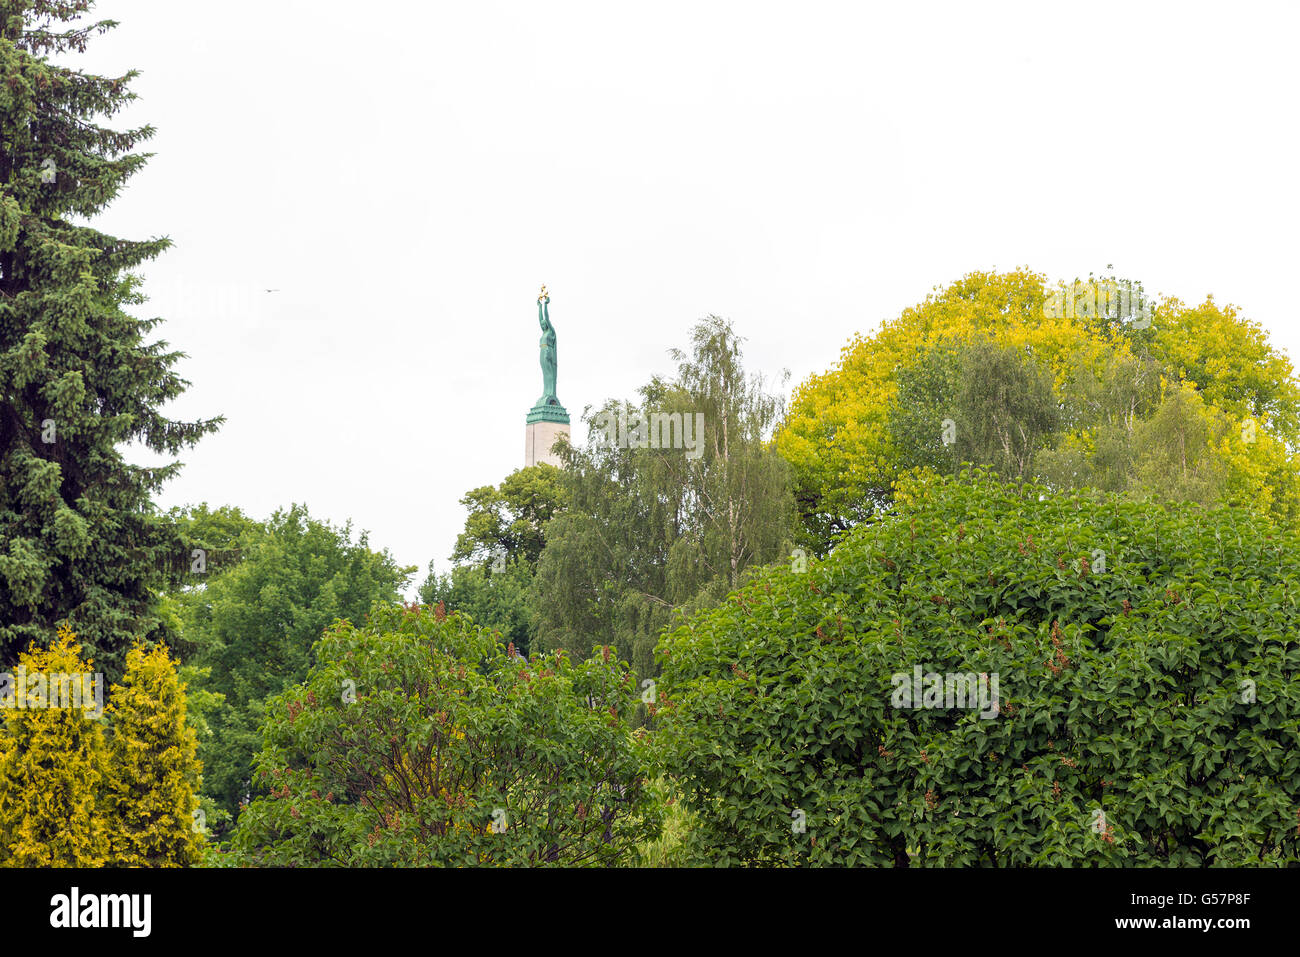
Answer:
[525,417,570,468]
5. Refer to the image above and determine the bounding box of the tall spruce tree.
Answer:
[0,2,220,674]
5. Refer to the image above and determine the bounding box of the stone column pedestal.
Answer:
[525,403,570,468]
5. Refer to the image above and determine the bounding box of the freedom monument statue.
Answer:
[525,286,571,467]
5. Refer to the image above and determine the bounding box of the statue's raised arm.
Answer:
[538,286,552,332]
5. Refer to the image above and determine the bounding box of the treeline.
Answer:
[3,0,1299,867]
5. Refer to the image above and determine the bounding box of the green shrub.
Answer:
[655,471,1300,865]
[228,603,661,866]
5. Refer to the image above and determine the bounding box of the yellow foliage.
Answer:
[0,625,108,866]
[778,269,1300,539]
[104,642,205,866]
[779,269,1117,524]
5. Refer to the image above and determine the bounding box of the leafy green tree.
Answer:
[418,557,536,657]
[1039,371,1244,509]
[180,504,412,823]
[530,423,673,679]
[0,625,107,865]
[451,464,566,569]
[1128,381,1230,505]
[534,316,796,679]
[422,464,566,659]
[669,317,795,600]
[165,503,257,580]
[226,603,661,866]
[954,339,1060,479]
[0,2,221,676]
[103,642,204,866]
[158,504,261,660]
[887,339,963,477]
[889,337,1059,480]
[656,471,1300,865]
[174,662,230,839]
[1034,349,1163,494]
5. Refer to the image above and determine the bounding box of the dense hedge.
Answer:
[655,471,1300,865]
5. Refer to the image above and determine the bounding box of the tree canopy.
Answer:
[450,464,567,570]
[173,504,412,822]
[776,269,1300,552]
[533,316,796,679]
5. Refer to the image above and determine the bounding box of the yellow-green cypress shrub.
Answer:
[0,625,108,866]
[104,643,204,866]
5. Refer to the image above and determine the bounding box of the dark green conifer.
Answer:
[0,2,220,674]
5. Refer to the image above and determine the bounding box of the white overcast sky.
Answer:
[77,0,1299,593]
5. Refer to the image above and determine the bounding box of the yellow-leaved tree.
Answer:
[777,268,1300,551]
[1147,295,1300,522]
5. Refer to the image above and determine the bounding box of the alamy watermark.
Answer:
[1043,279,1152,329]
[0,668,104,718]
[592,410,705,461]
[890,666,999,719]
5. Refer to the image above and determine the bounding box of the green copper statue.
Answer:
[526,285,570,425]
[537,285,559,406]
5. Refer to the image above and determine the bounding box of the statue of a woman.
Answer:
[537,286,560,406]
